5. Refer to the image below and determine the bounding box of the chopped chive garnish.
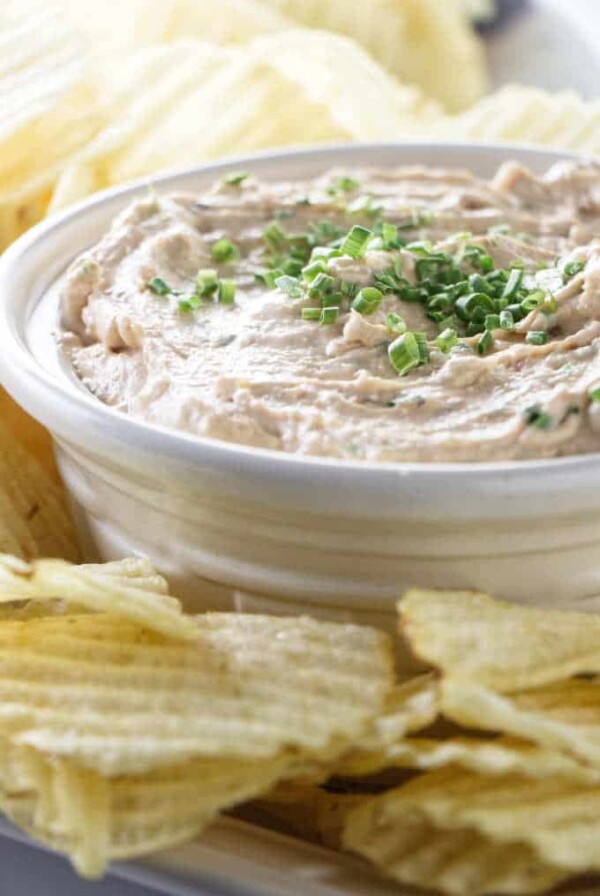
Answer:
[484,313,501,330]
[302,259,327,281]
[178,295,203,313]
[340,225,373,259]
[521,290,545,312]
[218,279,236,304]
[477,330,493,355]
[589,387,600,403]
[148,276,172,296]
[386,312,406,335]
[211,238,239,263]
[275,275,305,299]
[223,171,249,186]
[196,269,218,296]
[436,328,458,353]
[414,332,430,364]
[501,267,524,300]
[563,260,585,281]
[351,286,383,315]
[526,330,548,346]
[499,309,514,330]
[320,306,339,325]
[262,221,287,253]
[388,332,421,376]
[301,307,321,321]
[327,175,360,195]
[525,405,553,429]
[308,272,335,298]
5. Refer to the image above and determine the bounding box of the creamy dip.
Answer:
[60,161,600,462]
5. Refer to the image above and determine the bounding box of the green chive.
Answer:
[477,330,493,354]
[386,312,406,335]
[589,387,600,403]
[525,405,553,429]
[211,238,240,263]
[178,295,203,313]
[328,175,360,195]
[275,275,305,299]
[148,276,172,296]
[301,307,321,321]
[340,225,373,259]
[262,222,287,253]
[223,171,249,186]
[414,332,430,364]
[484,313,501,330]
[320,307,339,325]
[501,267,524,300]
[351,287,383,315]
[436,328,458,353]
[218,279,236,304]
[521,290,545,312]
[563,260,585,281]
[302,259,327,282]
[499,309,514,330]
[308,272,335,298]
[195,269,218,296]
[388,332,421,376]
[526,330,548,346]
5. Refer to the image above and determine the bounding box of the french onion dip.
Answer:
[60,161,600,462]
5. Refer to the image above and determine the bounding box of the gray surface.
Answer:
[0,836,156,896]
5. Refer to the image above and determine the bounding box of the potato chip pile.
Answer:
[1,0,598,251]
[0,548,597,895]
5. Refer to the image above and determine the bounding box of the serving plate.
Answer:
[0,3,599,896]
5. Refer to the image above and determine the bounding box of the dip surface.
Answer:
[60,161,600,463]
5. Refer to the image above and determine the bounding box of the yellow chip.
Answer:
[0,734,301,878]
[368,734,600,783]
[0,556,196,641]
[445,85,600,156]
[261,0,488,111]
[442,678,600,771]
[344,766,600,895]
[0,416,81,563]
[0,610,393,776]
[334,674,440,776]
[399,589,600,691]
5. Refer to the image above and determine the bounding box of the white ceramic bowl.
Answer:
[1,142,599,627]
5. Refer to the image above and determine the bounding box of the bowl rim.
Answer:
[1,138,599,485]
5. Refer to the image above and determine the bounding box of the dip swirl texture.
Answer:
[60,161,600,463]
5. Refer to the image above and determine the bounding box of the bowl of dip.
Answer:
[1,142,599,628]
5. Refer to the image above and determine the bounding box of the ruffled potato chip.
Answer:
[399,589,600,691]
[344,766,600,895]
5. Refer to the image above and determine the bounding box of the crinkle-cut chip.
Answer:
[249,30,442,140]
[442,678,600,770]
[0,556,195,641]
[50,33,435,210]
[0,418,81,563]
[365,735,600,783]
[0,735,300,879]
[344,766,600,895]
[252,784,367,850]
[50,39,346,209]
[0,390,59,483]
[334,674,440,776]
[261,0,487,112]
[399,589,600,691]
[0,611,393,776]
[53,0,291,56]
[0,1,101,248]
[444,86,600,156]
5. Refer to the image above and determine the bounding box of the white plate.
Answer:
[3,3,600,896]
